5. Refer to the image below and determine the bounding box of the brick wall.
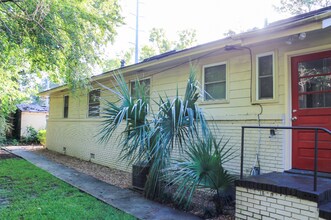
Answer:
[47,118,285,175]
[235,187,326,220]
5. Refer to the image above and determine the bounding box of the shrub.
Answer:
[9,138,20,146]
[23,126,38,143]
[37,129,46,146]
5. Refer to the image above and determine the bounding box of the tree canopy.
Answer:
[274,0,331,15]
[103,28,198,70]
[139,28,197,61]
[0,0,123,140]
[0,0,123,102]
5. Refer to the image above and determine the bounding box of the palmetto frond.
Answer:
[98,72,150,164]
[168,134,236,208]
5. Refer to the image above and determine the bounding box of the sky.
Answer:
[109,0,291,60]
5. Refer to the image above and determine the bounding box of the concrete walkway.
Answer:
[4,147,200,220]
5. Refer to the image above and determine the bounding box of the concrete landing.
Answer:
[4,147,200,220]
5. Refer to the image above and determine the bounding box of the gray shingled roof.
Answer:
[16,104,48,113]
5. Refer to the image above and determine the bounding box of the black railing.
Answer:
[240,126,331,191]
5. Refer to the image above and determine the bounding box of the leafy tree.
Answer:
[175,29,197,50]
[0,0,123,140]
[223,29,237,37]
[274,0,331,15]
[139,45,157,61]
[139,28,197,61]
[149,27,172,53]
[103,48,134,71]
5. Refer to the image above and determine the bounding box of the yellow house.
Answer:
[41,7,331,177]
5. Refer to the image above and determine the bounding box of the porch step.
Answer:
[319,202,331,219]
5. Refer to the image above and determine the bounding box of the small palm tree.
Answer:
[168,134,236,214]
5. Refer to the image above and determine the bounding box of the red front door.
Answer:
[291,50,331,173]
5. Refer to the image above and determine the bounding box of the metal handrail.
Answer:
[240,126,331,191]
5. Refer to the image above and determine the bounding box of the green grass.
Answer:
[0,159,136,220]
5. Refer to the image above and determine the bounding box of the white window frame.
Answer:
[256,52,275,100]
[202,62,228,102]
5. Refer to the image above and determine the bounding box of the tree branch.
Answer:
[11,1,64,49]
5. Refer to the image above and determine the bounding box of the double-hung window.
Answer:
[63,95,69,118]
[88,90,100,117]
[257,53,274,100]
[203,63,227,101]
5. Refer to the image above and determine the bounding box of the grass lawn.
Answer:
[0,158,135,220]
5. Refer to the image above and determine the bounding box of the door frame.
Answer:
[283,45,331,171]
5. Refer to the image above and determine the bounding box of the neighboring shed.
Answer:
[13,104,48,139]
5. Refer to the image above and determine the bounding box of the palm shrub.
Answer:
[168,133,236,214]
[99,67,208,199]
[99,67,236,214]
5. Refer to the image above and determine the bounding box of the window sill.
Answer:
[252,98,278,104]
[199,100,229,105]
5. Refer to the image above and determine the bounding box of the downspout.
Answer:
[225,44,264,175]
[251,103,263,175]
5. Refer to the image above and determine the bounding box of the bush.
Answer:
[37,129,46,146]
[8,138,20,146]
[23,126,38,144]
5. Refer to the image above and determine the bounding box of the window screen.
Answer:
[88,90,100,117]
[258,54,274,99]
[64,95,69,118]
[204,64,226,100]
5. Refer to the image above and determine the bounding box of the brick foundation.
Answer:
[235,187,326,220]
